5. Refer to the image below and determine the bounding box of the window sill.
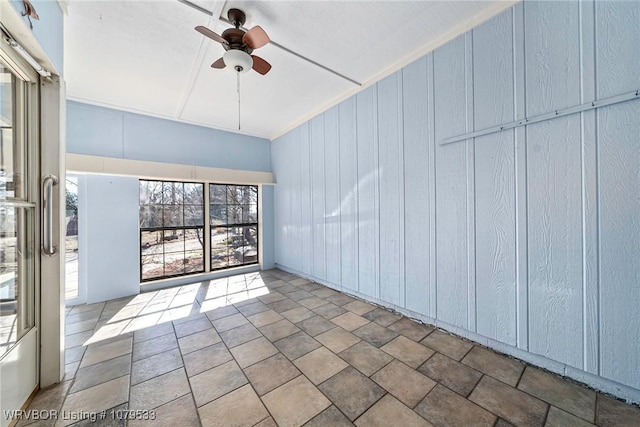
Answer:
[139,264,261,292]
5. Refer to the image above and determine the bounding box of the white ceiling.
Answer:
[64,0,516,140]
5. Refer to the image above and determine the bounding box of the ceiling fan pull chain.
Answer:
[237,72,241,130]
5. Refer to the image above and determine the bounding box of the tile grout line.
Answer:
[228,278,380,425]
[170,310,205,427]
[56,270,623,427]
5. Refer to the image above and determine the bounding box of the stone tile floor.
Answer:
[17,269,640,426]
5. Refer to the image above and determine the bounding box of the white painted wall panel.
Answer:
[402,57,431,314]
[595,1,640,99]
[338,98,359,292]
[434,35,469,329]
[598,101,640,390]
[289,129,302,271]
[596,0,640,390]
[260,185,276,270]
[311,116,326,280]
[526,118,584,369]
[271,136,286,265]
[524,1,581,116]
[324,107,341,286]
[68,102,271,172]
[273,134,292,263]
[299,123,313,276]
[271,0,640,399]
[473,11,517,345]
[356,87,379,298]
[84,175,140,303]
[524,0,584,369]
[377,72,404,306]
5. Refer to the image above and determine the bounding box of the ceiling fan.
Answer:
[195,8,272,75]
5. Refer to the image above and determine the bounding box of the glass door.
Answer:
[0,58,39,420]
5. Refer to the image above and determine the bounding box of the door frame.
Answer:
[39,73,65,388]
[0,0,66,410]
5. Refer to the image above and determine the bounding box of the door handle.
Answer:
[42,174,58,256]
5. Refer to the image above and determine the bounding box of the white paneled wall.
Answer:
[271,1,640,402]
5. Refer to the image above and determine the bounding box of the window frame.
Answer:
[138,180,260,282]
[209,184,260,272]
[139,179,206,282]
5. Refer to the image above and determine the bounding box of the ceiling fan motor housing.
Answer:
[221,28,253,54]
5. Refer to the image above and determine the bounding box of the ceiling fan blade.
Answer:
[251,55,272,75]
[243,26,270,49]
[211,57,226,69]
[195,26,228,45]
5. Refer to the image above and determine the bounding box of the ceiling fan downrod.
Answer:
[237,71,241,130]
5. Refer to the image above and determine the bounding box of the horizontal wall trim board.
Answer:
[440,88,640,145]
[275,264,640,405]
[66,153,274,185]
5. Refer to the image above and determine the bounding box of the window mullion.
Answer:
[204,182,211,272]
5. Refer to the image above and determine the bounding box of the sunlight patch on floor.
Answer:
[80,273,271,347]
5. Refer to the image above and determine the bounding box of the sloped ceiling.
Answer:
[64,0,517,139]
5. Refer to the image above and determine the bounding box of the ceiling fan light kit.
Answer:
[223,49,252,73]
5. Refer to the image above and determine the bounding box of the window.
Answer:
[139,181,259,282]
[210,184,258,270]
[139,180,205,281]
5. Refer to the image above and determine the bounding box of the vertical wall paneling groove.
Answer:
[464,31,477,333]
[339,98,359,292]
[595,0,640,389]
[473,11,517,345]
[311,116,326,280]
[512,2,528,351]
[377,72,403,306]
[336,110,343,288]
[434,35,469,329]
[271,1,640,400]
[579,0,599,376]
[403,57,431,314]
[427,53,437,319]
[324,106,341,286]
[374,86,381,300]
[356,87,378,297]
[291,131,298,268]
[525,0,583,369]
